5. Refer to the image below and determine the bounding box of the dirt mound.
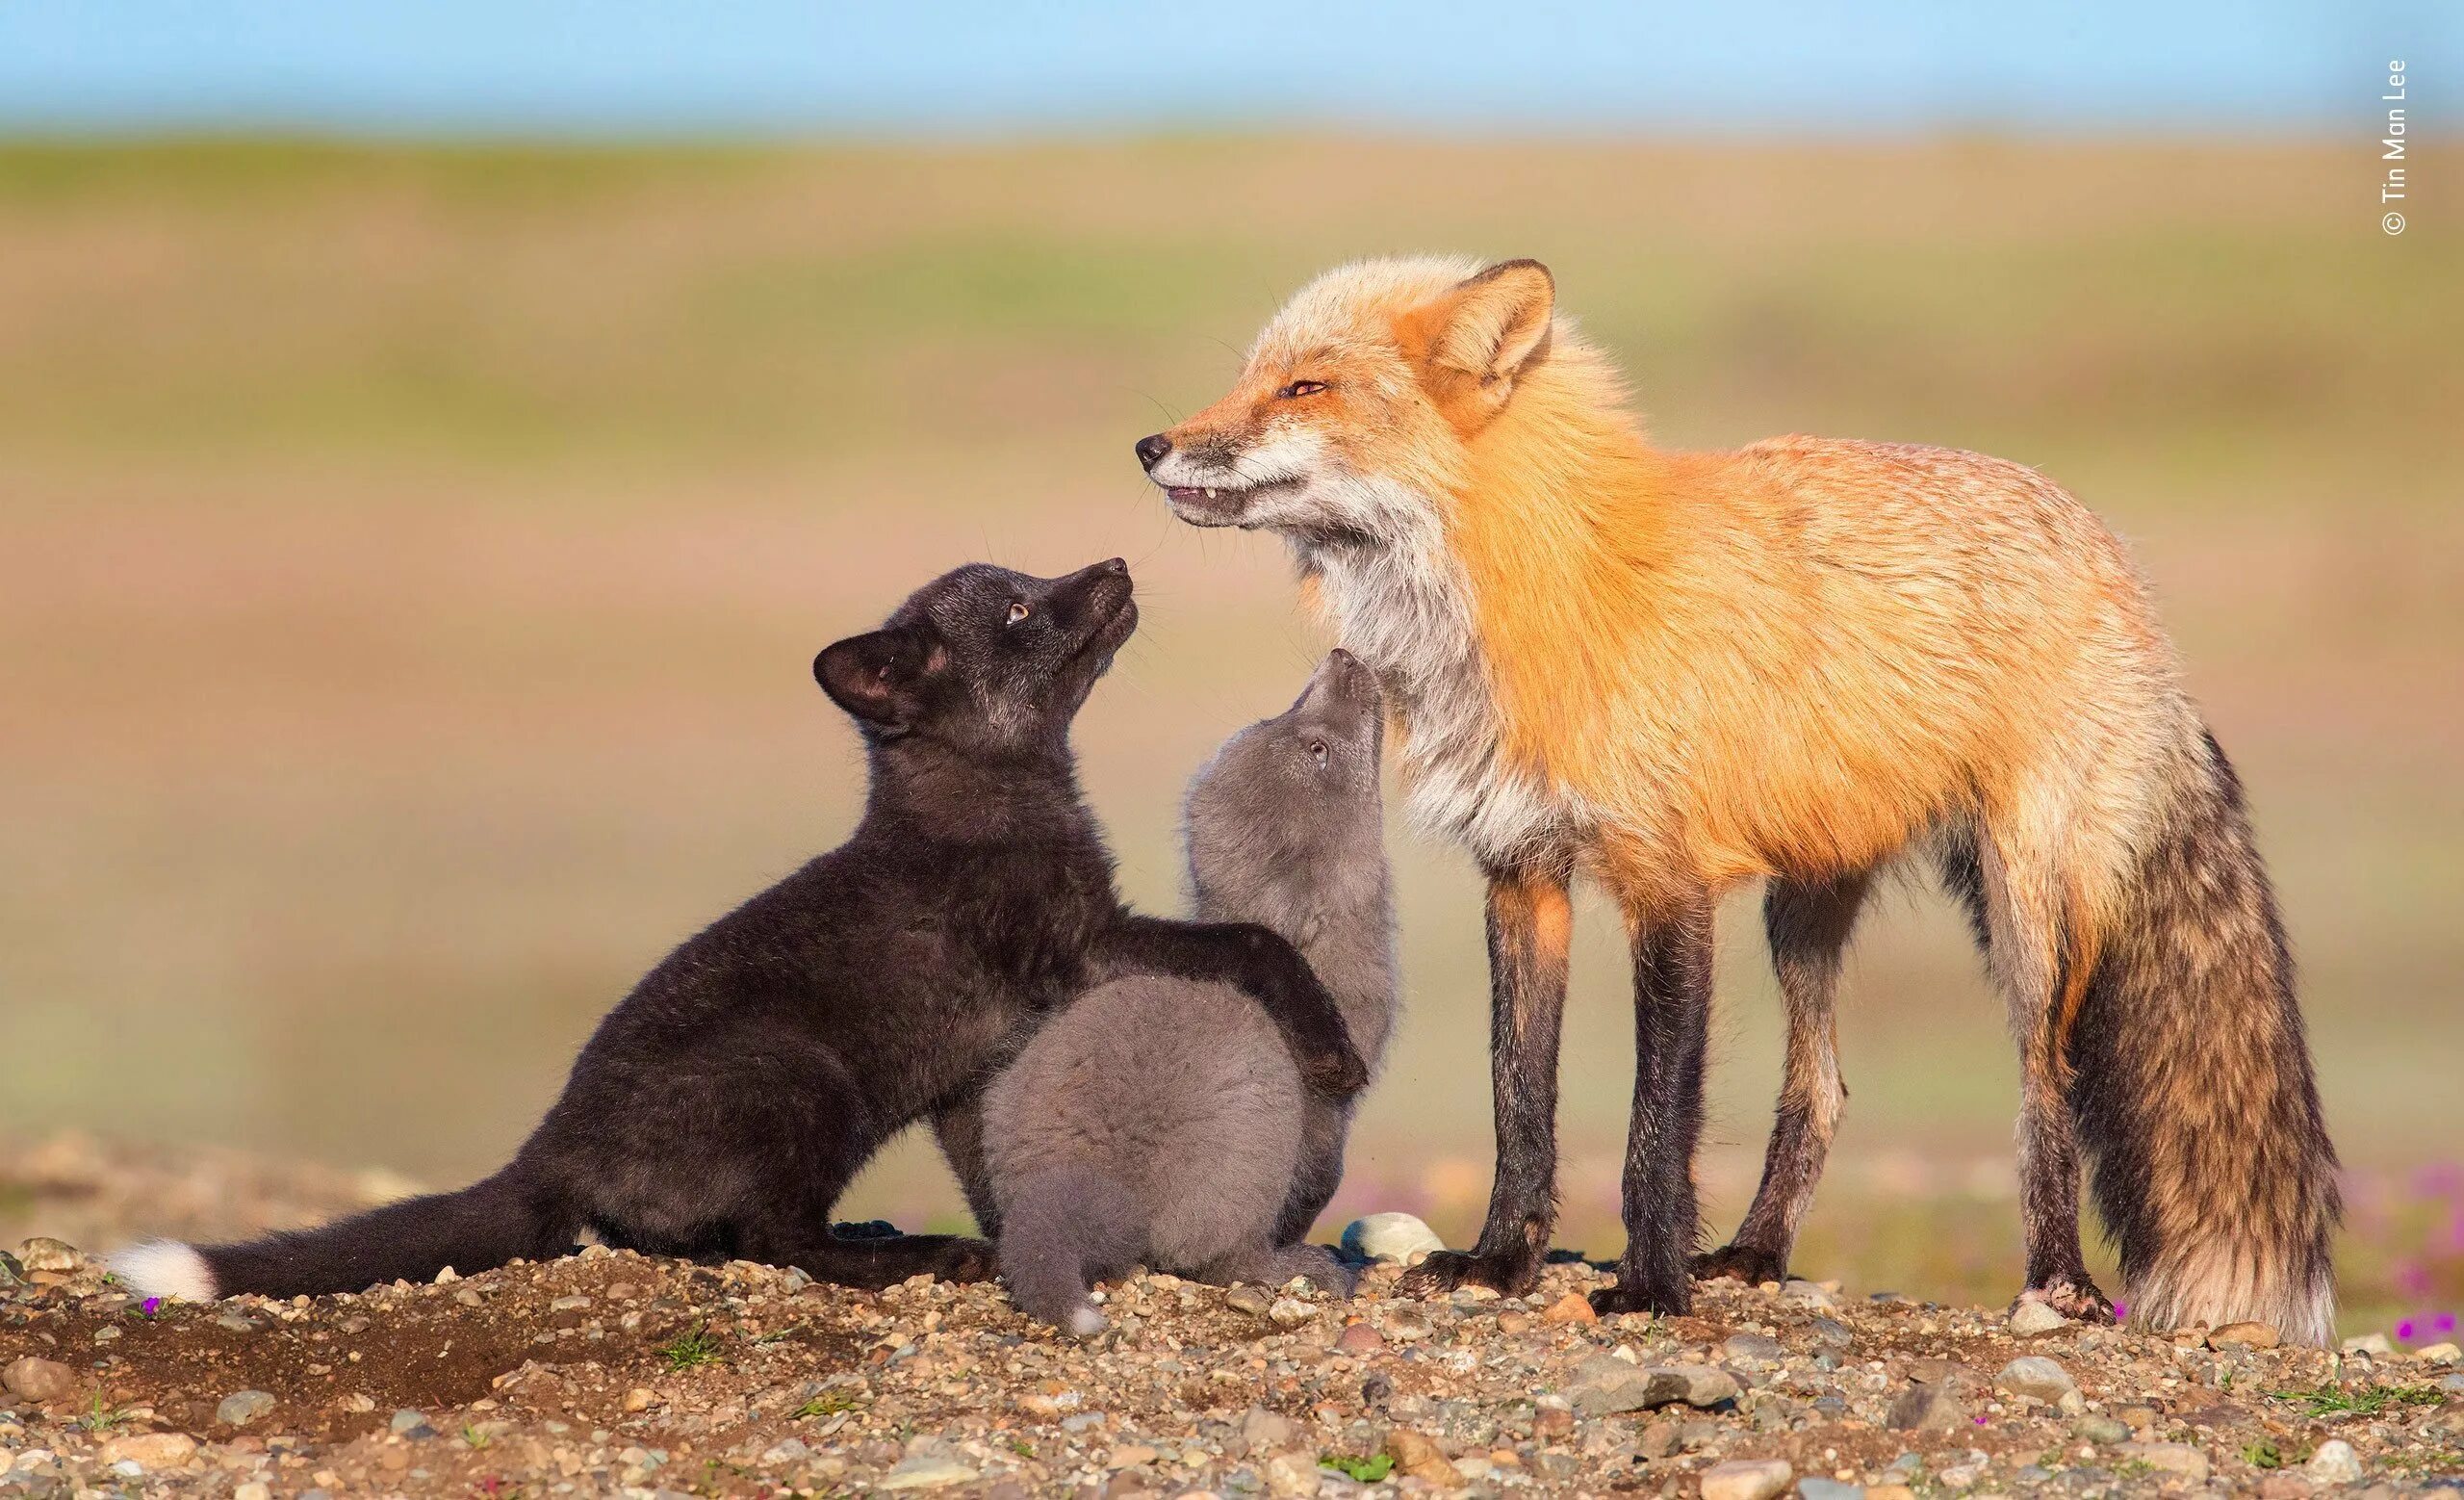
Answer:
[5,1136,2460,1495]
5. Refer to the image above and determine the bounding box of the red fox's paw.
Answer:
[1396,1249,1538,1301]
[1589,1275,1691,1319]
[2016,1279,2115,1323]
[1691,1243,1786,1285]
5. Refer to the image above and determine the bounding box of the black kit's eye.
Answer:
[1006,602,1031,624]
[1307,738,1329,766]
[1276,379,1326,400]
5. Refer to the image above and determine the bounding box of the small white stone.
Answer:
[2008,1300,2068,1336]
[1338,1213,1446,1264]
[1699,1458,1793,1500]
[2305,1438,2362,1485]
[1267,1297,1319,1327]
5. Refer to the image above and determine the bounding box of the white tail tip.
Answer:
[112,1241,217,1302]
[1065,1305,1108,1338]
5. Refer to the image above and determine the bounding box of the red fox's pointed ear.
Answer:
[1431,259,1554,397]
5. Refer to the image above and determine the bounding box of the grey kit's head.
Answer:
[1184,650,1385,893]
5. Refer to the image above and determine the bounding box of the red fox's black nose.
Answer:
[1134,433,1171,471]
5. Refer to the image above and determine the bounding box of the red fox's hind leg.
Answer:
[1963,819,2115,1322]
[1698,869,1870,1287]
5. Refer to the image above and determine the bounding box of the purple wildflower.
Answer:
[2111,1299,2129,1321]
[2437,1312,2457,1334]
[2398,1318,2417,1341]
[141,1297,162,1316]
[2412,1161,2464,1199]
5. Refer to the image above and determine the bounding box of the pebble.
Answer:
[2119,1441,2210,1482]
[876,1438,978,1490]
[2008,1299,2068,1335]
[97,1432,199,1470]
[2074,1413,2132,1444]
[234,1484,271,1500]
[215,1389,277,1427]
[1263,1450,1323,1496]
[2305,1437,2363,1485]
[1383,1429,1462,1487]
[1239,1406,1295,1454]
[13,1237,82,1274]
[1724,1332,1784,1363]
[1565,1356,1740,1414]
[1339,1212,1446,1264]
[1993,1355,2081,1409]
[394,1414,439,1440]
[1798,1480,1865,1500]
[2209,1320,2281,1349]
[1538,1290,1597,1325]
[2414,1340,2460,1364]
[1334,1321,1384,1355]
[3,1357,77,1402]
[2341,1332,2394,1356]
[1380,1307,1433,1342]
[1699,1457,1794,1500]
[1224,1285,1272,1316]
[1886,1381,1968,1432]
[1267,1296,1318,1327]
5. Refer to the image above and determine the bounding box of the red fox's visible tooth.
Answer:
[1204,488,1217,499]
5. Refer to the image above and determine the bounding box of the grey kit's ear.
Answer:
[814,625,934,731]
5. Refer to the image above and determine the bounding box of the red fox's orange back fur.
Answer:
[1145,256,2339,1342]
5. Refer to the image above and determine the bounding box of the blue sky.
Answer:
[0,1,2451,137]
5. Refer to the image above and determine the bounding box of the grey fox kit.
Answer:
[969,651,1398,1335]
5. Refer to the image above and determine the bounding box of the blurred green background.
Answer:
[1,135,2456,1333]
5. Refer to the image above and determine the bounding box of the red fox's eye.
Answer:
[1276,379,1327,400]
[1006,602,1030,624]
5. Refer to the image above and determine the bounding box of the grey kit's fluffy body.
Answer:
[969,651,1397,1334]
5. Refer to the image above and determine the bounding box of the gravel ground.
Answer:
[4,1134,2462,1498]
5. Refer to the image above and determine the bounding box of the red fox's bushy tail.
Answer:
[2070,727,2340,1345]
[996,1164,1143,1338]
[115,1166,574,1302]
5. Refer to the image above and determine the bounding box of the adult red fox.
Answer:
[1136,256,2339,1341]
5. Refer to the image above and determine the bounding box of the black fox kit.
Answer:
[968,651,1399,1335]
[115,560,1368,1303]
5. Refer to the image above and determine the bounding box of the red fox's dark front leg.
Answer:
[1399,856,1574,1299]
[1592,887,1717,1317]
[1099,914,1369,1099]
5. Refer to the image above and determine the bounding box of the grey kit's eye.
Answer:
[1308,738,1329,766]
[1006,602,1031,625]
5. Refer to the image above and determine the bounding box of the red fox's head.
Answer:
[1137,257,1559,543]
